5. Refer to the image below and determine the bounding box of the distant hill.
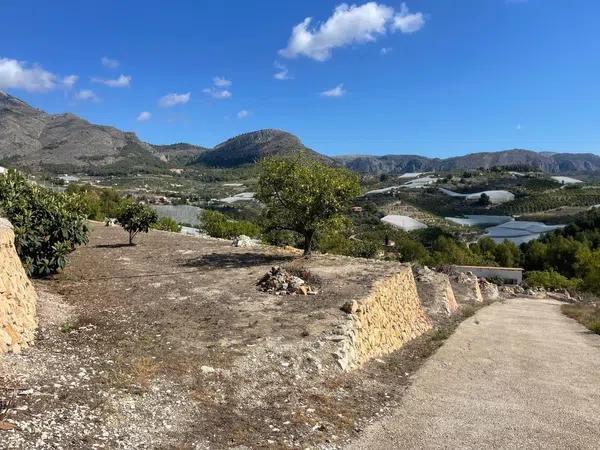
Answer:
[193,129,330,167]
[2,92,600,175]
[0,91,165,173]
[151,143,208,166]
[335,150,600,174]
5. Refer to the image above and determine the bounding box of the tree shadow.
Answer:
[94,243,133,249]
[180,252,292,269]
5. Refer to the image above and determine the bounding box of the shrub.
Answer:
[65,184,124,220]
[525,270,580,290]
[0,170,88,276]
[561,304,600,335]
[116,201,158,245]
[200,210,261,239]
[151,217,182,233]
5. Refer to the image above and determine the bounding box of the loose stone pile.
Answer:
[257,266,316,295]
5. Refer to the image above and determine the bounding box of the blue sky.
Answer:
[1,0,599,157]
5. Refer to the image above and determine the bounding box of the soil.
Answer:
[0,223,468,449]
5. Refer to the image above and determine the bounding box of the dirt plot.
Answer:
[1,224,461,449]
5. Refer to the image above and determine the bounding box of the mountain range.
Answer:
[2,91,600,175]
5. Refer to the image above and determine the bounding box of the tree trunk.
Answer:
[129,231,134,245]
[303,230,315,256]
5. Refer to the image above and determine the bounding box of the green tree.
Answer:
[256,155,361,255]
[0,170,89,276]
[151,217,182,233]
[525,270,580,291]
[477,193,492,207]
[116,201,158,245]
[200,210,260,239]
[492,241,521,267]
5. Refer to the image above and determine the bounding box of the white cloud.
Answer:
[92,74,131,88]
[280,2,425,61]
[75,89,100,102]
[101,57,119,69]
[237,110,250,119]
[380,47,392,55]
[203,87,232,99]
[159,92,191,107]
[273,61,292,80]
[137,111,152,122]
[391,3,425,33]
[213,76,232,87]
[204,77,233,99]
[320,83,346,97]
[0,57,66,92]
[62,74,78,88]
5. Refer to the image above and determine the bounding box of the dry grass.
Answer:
[131,357,161,389]
[284,260,323,286]
[562,303,600,334]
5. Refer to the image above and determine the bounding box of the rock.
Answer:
[232,235,260,248]
[479,279,499,301]
[200,365,216,374]
[450,271,483,304]
[257,266,316,295]
[414,266,459,319]
[341,300,359,314]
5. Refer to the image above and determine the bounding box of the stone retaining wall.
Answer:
[0,218,38,354]
[336,267,432,370]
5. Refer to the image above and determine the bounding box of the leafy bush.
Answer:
[116,201,158,245]
[65,184,124,220]
[151,217,182,233]
[200,210,261,239]
[0,170,89,276]
[525,270,580,290]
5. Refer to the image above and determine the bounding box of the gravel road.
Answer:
[348,298,600,449]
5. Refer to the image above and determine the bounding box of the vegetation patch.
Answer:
[561,303,600,334]
[0,170,88,276]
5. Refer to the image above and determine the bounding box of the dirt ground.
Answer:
[0,224,461,449]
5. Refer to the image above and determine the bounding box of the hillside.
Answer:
[336,150,600,174]
[3,92,600,174]
[193,129,330,167]
[151,142,209,166]
[0,91,164,173]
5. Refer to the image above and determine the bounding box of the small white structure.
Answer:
[381,215,427,231]
[0,166,6,175]
[403,176,437,189]
[485,221,564,245]
[58,174,80,184]
[452,265,524,284]
[398,172,425,179]
[439,188,515,204]
[220,192,255,204]
[551,176,582,185]
[446,215,513,227]
[364,186,401,196]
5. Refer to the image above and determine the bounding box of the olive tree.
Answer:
[116,201,158,245]
[256,155,361,255]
